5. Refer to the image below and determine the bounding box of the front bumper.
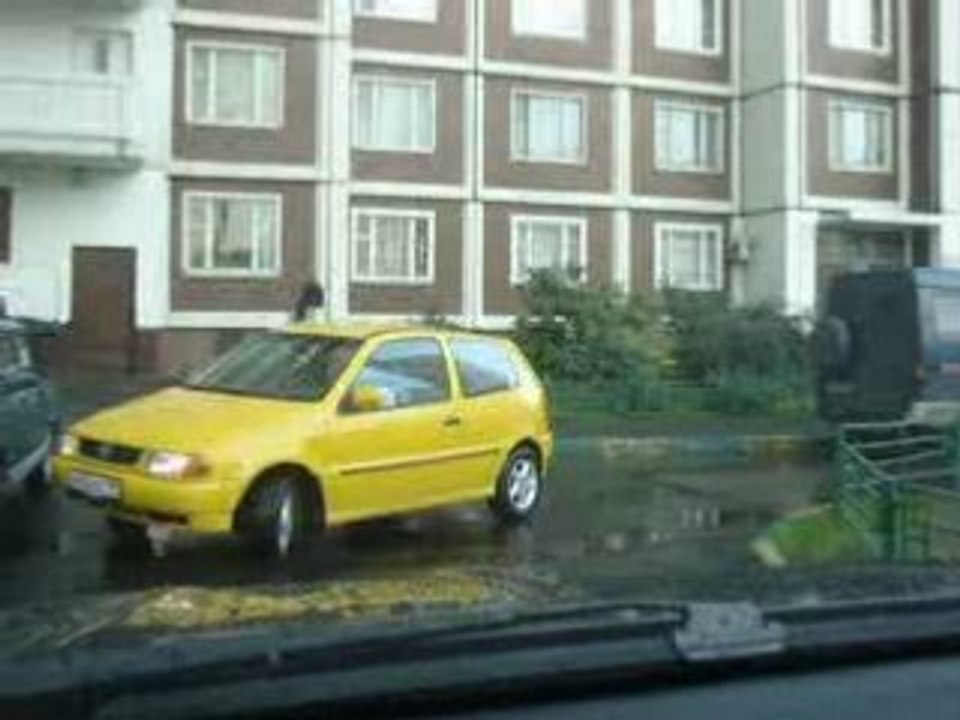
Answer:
[54,456,234,534]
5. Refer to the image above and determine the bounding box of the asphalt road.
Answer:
[0,443,827,611]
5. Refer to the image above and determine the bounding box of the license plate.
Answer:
[67,472,121,503]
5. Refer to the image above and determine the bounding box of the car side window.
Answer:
[451,339,520,398]
[349,338,451,412]
[0,336,25,375]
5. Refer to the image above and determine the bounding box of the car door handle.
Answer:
[442,415,462,428]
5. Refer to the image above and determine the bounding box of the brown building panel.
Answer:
[633,0,731,84]
[178,0,319,19]
[170,179,316,313]
[806,0,900,83]
[483,204,613,316]
[484,78,613,193]
[349,198,464,317]
[630,212,729,293]
[911,0,934,210]
[137,328,250,375]
[353,0,466,56]
[806,90,900,200]
[633,92,732,200]
[351,66,464,185]
[485,0,613,70]
[173,28,317,165]
[0,188,10,264]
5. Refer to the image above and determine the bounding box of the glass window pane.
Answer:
[513,0,585,38]
[355,0,436,21]
[215,49,255,124]
[452,340,521,397]
[353,339,450,409]
[257,53,282,126]
[187,197,209,270]
[190,48,212,121]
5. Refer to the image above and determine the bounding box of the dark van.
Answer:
[816,269,960,425]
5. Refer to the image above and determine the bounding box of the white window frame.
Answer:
[828,0,892,55]
[654,222,725,292]
[510,0,587,40]
[353,0,438,23]
[353,74,437,154]
[182,191,283,279]
[654,0,724,57]
[185,40,286,129]
[510,88,588,166]
[654,99,726,174]
[510,215,589,286]
[828,98,895,174]
[351,207,436,285]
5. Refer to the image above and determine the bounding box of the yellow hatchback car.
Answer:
[55,324,553,557]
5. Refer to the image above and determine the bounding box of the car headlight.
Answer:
[146,452,210,480]
[56,434,79,458]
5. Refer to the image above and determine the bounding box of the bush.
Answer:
[664,290,809,382]
[514,271,670,385]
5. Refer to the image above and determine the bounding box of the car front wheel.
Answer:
[238,476,307,559]
[490,447,543,525]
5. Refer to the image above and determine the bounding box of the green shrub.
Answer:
[514,271,670,386]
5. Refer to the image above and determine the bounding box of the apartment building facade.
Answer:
[0,0,955,371]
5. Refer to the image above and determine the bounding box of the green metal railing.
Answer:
[834,422,960,561]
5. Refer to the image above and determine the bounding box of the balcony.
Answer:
[0,75,142,170]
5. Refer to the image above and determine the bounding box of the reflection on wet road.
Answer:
[0,444,826,610]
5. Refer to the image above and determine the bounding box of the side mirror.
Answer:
[346,384,390,413]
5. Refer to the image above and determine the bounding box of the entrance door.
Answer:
[69,247,136,372]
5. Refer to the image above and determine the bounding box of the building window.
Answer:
[352,209,435,285]
[512,90,587,164]
[829,0,891,54]
[655,100,725,173]
[511,216,587,285]
[354,76,436,153]
[512,0,586,39]
[655,223,724,291]
[0,189,10,265]
[655,0,723,55]
[829,99,894,173]
[183,192,282,277]
[187,42,284,128]
[72,29,132,76]
[354,0,437,23]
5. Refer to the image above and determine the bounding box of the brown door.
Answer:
[70,247,136,372]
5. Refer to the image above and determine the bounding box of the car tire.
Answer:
[107,517,149,552]
[238,476,306,559]
[24,453,52,498]
[490,446,543,525]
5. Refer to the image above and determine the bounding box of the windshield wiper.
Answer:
[8,595,960,720]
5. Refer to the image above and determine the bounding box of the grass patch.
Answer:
[753,505,874,566]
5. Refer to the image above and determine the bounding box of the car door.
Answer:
[447,337,537,496]
[0,333,33,474]
[321,337,472,524]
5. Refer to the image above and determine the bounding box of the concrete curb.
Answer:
[558,434,824,469]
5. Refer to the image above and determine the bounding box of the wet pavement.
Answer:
[0,441,827,611]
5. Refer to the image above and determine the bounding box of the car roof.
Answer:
[281,322,511,344]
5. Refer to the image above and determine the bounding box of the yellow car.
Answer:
[54,324,553,557]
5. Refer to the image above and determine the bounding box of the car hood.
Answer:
[72,387,318,454]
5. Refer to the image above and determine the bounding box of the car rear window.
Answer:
[451,338,521,398]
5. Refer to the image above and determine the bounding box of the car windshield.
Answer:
[185,333,359,401]
[11,0,960,714]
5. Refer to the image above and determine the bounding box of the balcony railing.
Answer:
[0,74,141,169]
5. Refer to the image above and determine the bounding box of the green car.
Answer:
[0,319,60,494]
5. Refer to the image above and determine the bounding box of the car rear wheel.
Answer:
[490,447,543,525]
[238,476,307,559]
